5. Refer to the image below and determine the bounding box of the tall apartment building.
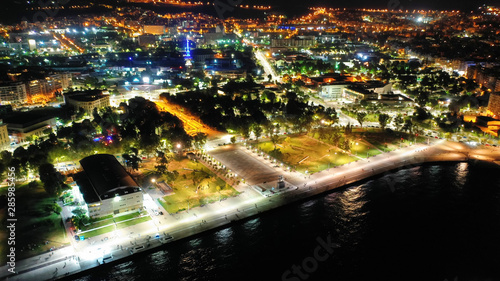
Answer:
[26,73,73,97]
[487,92,500,118]
[0,82,28,105]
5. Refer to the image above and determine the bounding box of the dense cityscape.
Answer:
[1,0,500,280]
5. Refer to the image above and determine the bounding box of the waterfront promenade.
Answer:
[2,140,500,281]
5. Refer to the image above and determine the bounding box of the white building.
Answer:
[76,154,144,218]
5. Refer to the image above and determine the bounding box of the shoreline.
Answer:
[2,142,498,281]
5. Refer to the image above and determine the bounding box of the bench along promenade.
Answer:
[2,140,499,281]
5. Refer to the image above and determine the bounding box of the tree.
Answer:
[122,147,142,171]
[378,113,391,130]
[72,207,86,217]
[252,125,263,142]
[356,111,367,128]
[28,181,39,189]
[393,114,404,131]
[155,163,168,175]
[51,203,62,214]
[240,125,250,140]
[402,119,413,133]
[416,91,429,107]
[38,163,64,196]
[193,133,207,150]
[0,150,12,166]
[270,134,280,150]
[165,170,179,185]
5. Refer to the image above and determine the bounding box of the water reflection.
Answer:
[454,162,468,188]
[214,228,234,245]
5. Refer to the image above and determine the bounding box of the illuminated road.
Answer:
[53,33,85,54]
[155,100,221,137]
[255,50,281,83]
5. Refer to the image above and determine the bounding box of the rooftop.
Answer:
[77,154,141,203]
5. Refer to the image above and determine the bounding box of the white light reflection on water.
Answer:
[454,162,469,188]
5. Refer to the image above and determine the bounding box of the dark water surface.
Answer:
[74,162,500,281]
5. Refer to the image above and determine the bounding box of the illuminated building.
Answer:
[487,92,500,119]
[76,154,143,218]
[2,113,56,143]
[0,82,28,105]
[0,120,9,149]
[143,25,166,35]
[64,90,111,113]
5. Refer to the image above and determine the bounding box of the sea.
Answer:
[72,161,500,281]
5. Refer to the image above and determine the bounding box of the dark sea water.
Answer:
[73,162,500,281]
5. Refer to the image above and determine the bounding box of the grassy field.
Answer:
[257,134,358,173]
[79,216,152,239]
[351,130,426,152]
[79,211,148,231]
[350,140,383,159]
[158,158,239,213]
[0,182,69,263]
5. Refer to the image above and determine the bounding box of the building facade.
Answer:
[26,73,73,98]
[4,115,56,143]
[64,90,110,113]
[319,83,350,100]
[0,82,28,105]
[487,92,500,118]
[0,120,9,149]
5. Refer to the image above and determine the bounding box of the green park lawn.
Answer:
[350,141,383,158]
[351,130,426,152]
[257,134,358,174]
[158,158,239,213]
[0,182,69,263]
[78,216,152,239]
[79,210,148,232]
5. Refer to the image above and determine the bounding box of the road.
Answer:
[254,50,281,83]
[154,100,221,137]
[3,141,500,280]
